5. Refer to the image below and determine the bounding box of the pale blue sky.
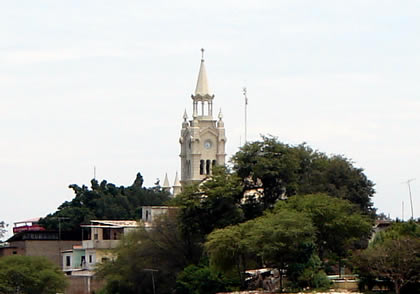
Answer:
[1,1,419,238]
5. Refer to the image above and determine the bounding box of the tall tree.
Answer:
[205,207,317,290]
[40,172,170,232]
[279,194,372,261]
[0,256,67,294]
[97,213,190,294]
[205,221,255,288]
[232,136,375,217]
[354,236,420,294]
[353,221,420,294]
[175,166,244,252]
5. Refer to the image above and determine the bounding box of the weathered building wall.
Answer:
[65,276,105,294]
[6,240,81,267]
[0,246,24,257]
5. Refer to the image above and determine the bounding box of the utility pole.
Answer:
[402,201,404,221]
[242,87,248,144]
[143,269,158,294]
[402,178,415,220]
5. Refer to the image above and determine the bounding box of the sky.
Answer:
[1,0,419,238]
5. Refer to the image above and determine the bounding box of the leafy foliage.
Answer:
[0,255,67,294]
[232,136,375,217]
[40,173,170,232]
[97,213,190,294]
[353,222,420,294]
[206,205,317,288]
[279,194,372,260]
[205,194,370,290]
[175,264,234,294]
[175,166,244,256]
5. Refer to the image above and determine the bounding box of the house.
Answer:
[0,230,81,268]
[62,220,139,275]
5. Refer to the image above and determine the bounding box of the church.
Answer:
[163,50,227,196]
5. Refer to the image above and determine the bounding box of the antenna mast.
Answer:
[242,87,248,144]
[403,178,415,220]
[402,201,404,221]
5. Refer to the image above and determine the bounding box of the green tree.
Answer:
[40,172,170,232]
[279,194,372,261]
[353,221,420,294]
[205,221,254,288]
[0,255,67,294]
[246,208,316,290]
[175,264,233,294]
[175,166,244,258]
[232,136,375,217]
[354,236,420,294]
[206,208,317,290]
[232,136,300,213]
[98,213,190,294]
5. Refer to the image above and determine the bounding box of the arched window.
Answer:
[200,160,204,175]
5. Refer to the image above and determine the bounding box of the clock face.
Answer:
[204,140,212,149]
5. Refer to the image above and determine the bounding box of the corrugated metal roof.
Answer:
[80,220,139,228]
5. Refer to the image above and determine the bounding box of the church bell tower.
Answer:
[179,49,226,187]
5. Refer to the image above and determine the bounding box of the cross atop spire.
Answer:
[194,49,211,96]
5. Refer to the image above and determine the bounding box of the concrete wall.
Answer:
[8,240,81,267]
[0,246,24,257]
[65,276,105,294]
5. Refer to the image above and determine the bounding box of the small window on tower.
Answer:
[200,160,204,175]
[212,160,216,168]
[206,160,211,175]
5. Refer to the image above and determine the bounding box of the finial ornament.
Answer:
[201,48,205,60]
[218,108,223,120]
[183,109,188,121]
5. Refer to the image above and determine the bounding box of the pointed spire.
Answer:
[163,173,170,188]
[218,108,223,120]
[173,172,181,187]
[183,109,188,121]
[173,172,182,197]
[217,108,225,128]
[194,48,211,96]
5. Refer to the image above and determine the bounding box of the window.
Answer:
[94,233,98,240]
[12,251,17,255]
[66,256,71,267]
[81,256,86,266]
[89,255,93,263]
[206,160,211,175]
[103,228,110,240]
[212,160,216,167]
[200,160,204,175]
